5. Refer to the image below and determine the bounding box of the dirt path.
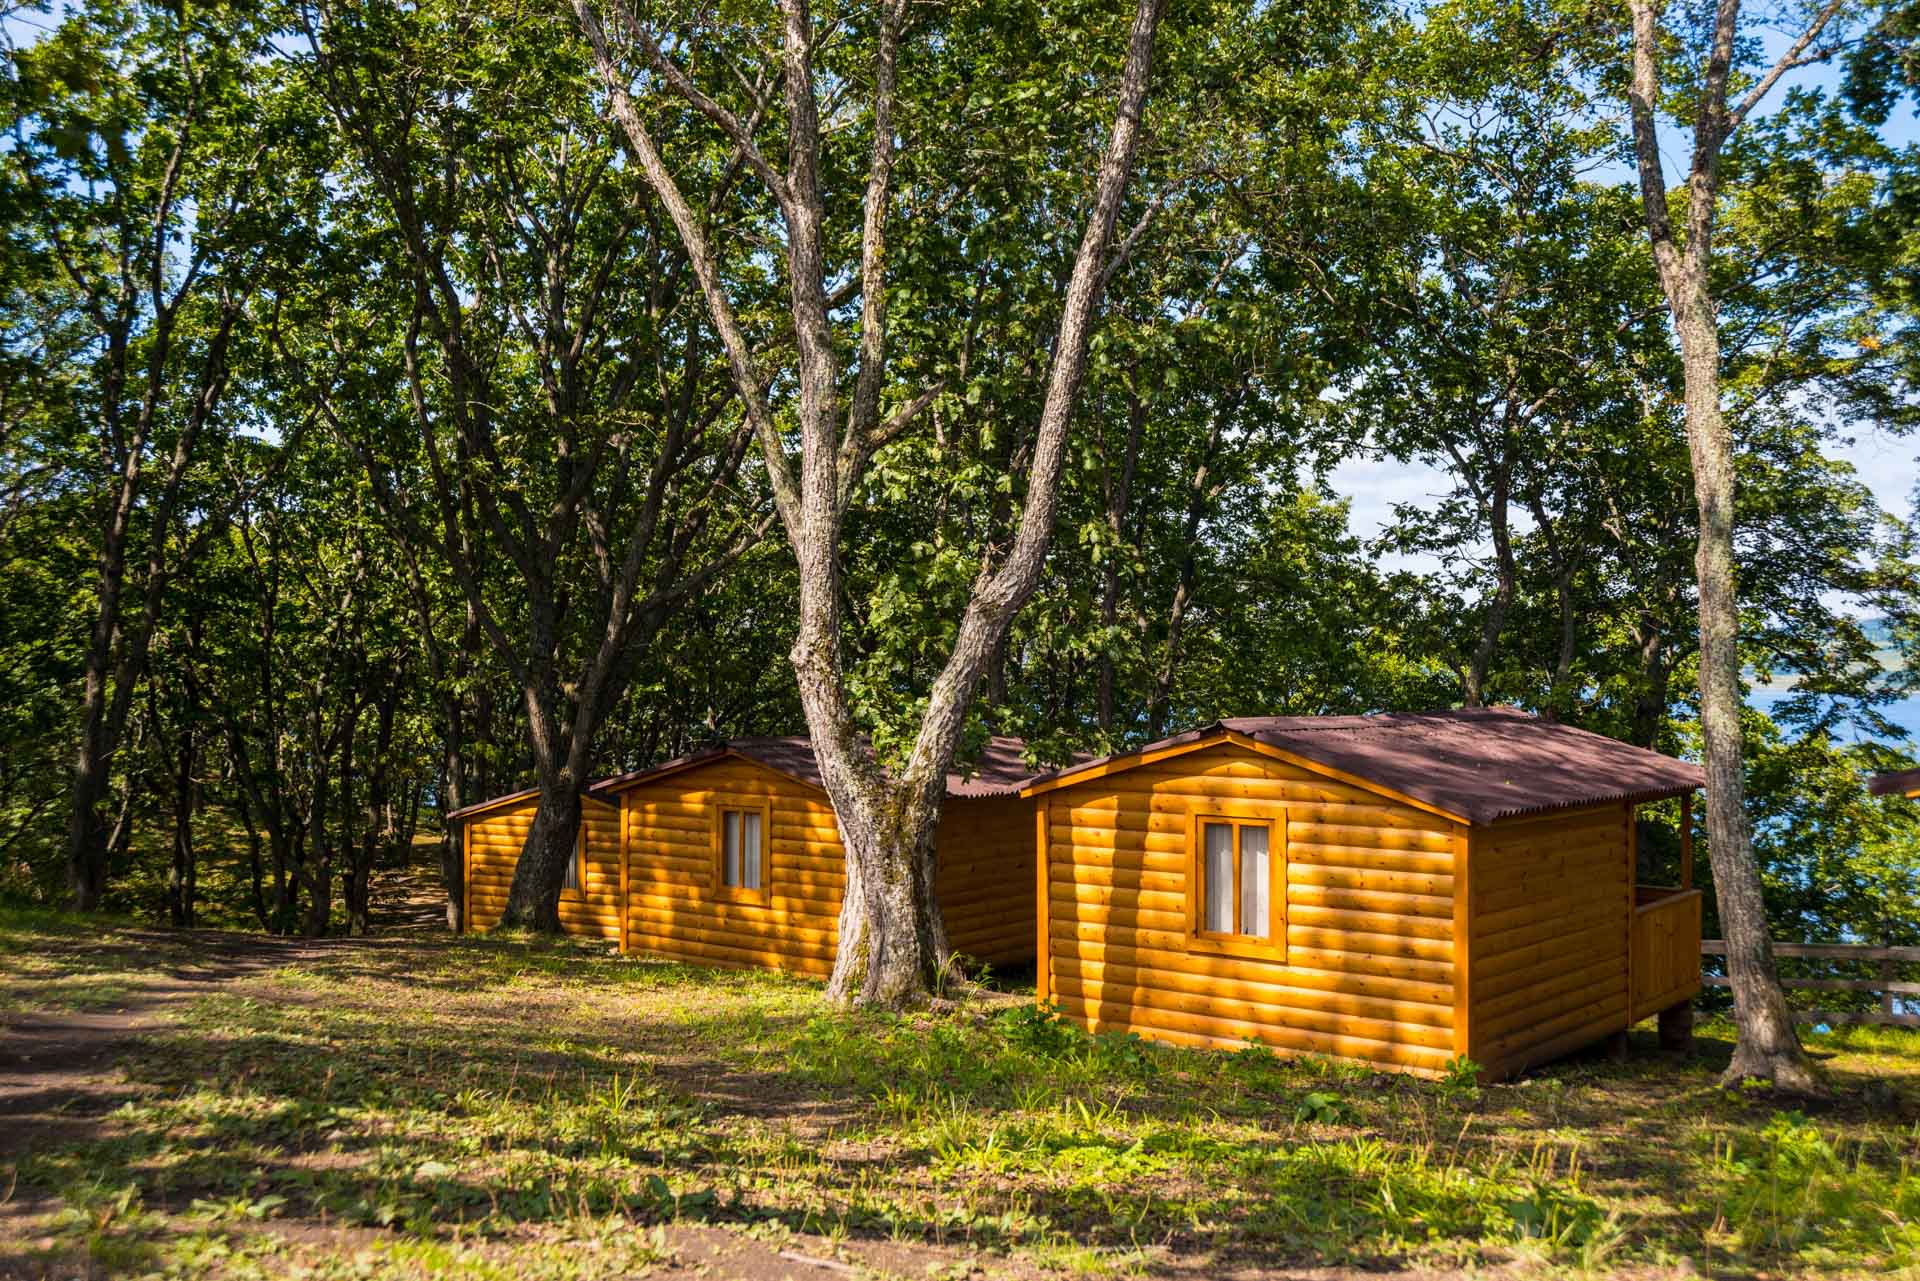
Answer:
[1,864,449,1153]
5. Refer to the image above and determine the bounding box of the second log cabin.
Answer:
[1018,708,1706,1080]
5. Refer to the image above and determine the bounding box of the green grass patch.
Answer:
[3,909,1918,1278]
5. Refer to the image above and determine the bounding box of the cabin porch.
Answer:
[1630,796,1703,1044]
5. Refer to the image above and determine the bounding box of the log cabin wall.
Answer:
[1464,802,1631,1079]
[938,796,1038,969]
[1038,740,1463,1075]
[615,755,1037,975]
[621,756,844,976]
[463,794,623,940]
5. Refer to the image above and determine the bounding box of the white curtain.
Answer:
[1239,825,1269,938]
[742,811,763,889]
[723,811,742,885]
[1204,822,1233,933]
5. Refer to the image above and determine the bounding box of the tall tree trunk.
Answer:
[167,719,196,929]
[1096,386,1148,734]
[498,686,584,932]
[1675,303,1816,1089]
[1626,0,1833,1088]
[234,775,270,931]
[1462,461,1514,708]
[1146,385,1238,740]
[501,781,582,934]
[349,678,398,936]
[440,716,468,933]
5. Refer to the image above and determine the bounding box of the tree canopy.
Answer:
[2,0,1917,1018]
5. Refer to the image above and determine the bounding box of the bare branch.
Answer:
[1728,0,1847,131]
[574,0,802,533]
[602,6,794,215]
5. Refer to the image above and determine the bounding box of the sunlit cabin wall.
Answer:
[463,795,623,940]
[1462,803,1632,1080]
[615,756,1036,976]
[938,796,1039,969]
[1038,741,1463,1075]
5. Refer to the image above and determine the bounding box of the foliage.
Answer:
[0,0,1917,982]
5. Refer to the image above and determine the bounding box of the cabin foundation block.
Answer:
[1657,1003,1693,1053]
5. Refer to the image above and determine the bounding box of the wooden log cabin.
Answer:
[454,737,1044,975]
[1019,708,1706,1080]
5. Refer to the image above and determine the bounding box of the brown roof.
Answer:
[1869,767,1920,797]
[444,785,615,823]
[1022,708,1703,824]
[590,735,1055,799]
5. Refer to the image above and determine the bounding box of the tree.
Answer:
[296,0,769,931]
[1623,0,1852,1088]
[573,0,1165,1004]
[6,0,299,909]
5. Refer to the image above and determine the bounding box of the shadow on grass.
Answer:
[10,915,1920,1274]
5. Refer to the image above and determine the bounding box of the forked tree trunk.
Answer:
[824,776,949,1004]
[577,0,1163,1007]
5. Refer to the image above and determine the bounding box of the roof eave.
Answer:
[589,747,826,797]
[446,786,616,823]
[1475,780,1703,826]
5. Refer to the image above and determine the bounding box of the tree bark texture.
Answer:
[1627,0,1832,1089]
[575,0,1163,1005]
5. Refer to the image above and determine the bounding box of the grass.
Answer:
[2,905,1917,1279]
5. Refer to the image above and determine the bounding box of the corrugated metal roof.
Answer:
[589,734,1054,799]
[1021,707,1703,825]
[1869,767,1920,797]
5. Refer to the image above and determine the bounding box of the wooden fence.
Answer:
[1701,941,1920,1028]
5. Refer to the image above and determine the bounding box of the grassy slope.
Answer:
[1,907,1917,1280]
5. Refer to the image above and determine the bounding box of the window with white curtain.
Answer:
[720,807,764,891]
[1196,817,1273,943]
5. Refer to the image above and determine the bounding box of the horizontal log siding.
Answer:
[619,759,1036,977]
[1045,742,1462,1074]
[1467,803,1631,1078]
[940,797,1037,967]
[622,761,841,977]
[465,797,623,940]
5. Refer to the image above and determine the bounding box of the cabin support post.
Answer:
[461,820,471,934]
[1606,1029,1630,1061]
[617,796,630,954]
[1657,1002,1693,1052]
[1679,793,1693,889]
[1034,796,1050,1006]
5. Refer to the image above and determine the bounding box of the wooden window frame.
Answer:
[710,800,773,904]
[1185,803,1285,961]
[560,824,587,900]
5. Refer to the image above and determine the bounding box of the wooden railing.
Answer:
[1701,941,1920,1028]
[1631,886,1703,1022]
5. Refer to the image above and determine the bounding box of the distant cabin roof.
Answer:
[590,734,1056,799]
[1869,767,1920,797]
[1020,708,1703,825]
[444,785,617,823]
